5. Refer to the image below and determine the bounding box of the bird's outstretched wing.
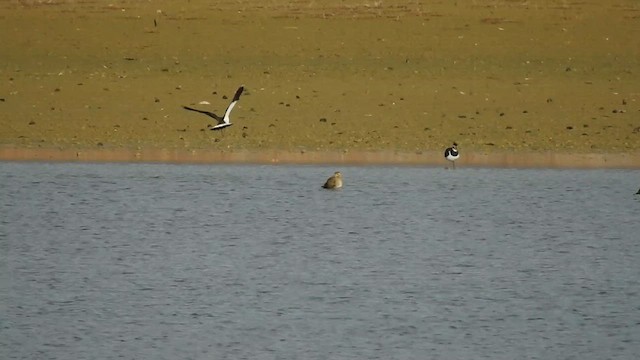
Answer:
[182,106,223,123]
[222,86,244,123]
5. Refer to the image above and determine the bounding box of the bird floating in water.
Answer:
[322,171,343,189]
[444,142,460,169]
[183,86,244,130]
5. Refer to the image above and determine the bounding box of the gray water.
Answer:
[1,162,639,360]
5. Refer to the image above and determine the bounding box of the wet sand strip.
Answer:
[2,147,640,169]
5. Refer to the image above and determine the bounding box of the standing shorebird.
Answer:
[444,142,460,169]
[322,171,343,189]
[183,86,244,130]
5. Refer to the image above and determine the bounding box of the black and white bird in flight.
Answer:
[183,86,244,130]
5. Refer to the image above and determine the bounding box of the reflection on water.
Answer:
[2,163,639,360]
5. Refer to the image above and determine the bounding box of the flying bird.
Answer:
[183,86,244,130]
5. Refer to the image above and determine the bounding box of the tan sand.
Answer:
[1,1,639,167]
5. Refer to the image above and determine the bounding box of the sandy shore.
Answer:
[1,1,639,167]
[2,146,640,169]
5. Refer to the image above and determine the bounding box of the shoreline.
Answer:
[2,147,640,169]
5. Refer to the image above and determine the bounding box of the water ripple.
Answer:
[1,164,639,360]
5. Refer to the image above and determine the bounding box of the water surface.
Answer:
[1,163,639,359]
